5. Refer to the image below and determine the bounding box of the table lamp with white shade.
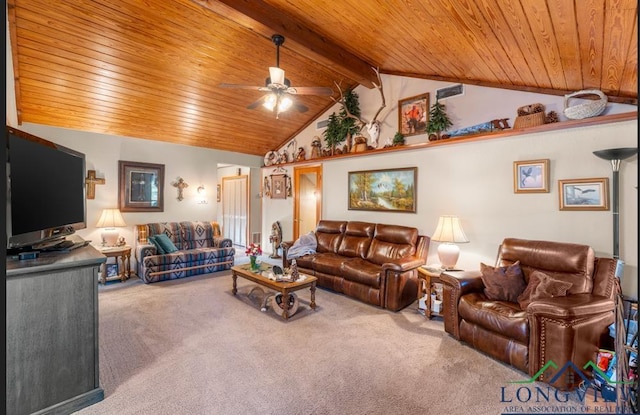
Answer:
[431,215,469,270]
[96,208,127,247]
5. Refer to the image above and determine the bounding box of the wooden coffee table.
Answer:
[231,264,317,320]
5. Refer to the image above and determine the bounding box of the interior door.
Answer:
[293,165,322,240]
[222,175,248,248]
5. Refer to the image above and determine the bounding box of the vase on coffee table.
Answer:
[249,255,258,271]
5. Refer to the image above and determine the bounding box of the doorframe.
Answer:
[293,165,322,240]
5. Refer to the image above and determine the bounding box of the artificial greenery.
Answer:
[426,99,453,140]
[392,132,405,146]
[323,89,361,154]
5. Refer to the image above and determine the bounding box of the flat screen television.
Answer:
[6,127,86,252]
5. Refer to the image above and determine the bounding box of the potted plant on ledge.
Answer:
[427,99,453,141]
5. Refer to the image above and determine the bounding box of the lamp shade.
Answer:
[432,215,469,270]
[431,215,469,243]
[95,209,126,228]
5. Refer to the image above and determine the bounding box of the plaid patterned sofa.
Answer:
[134,221,235,283]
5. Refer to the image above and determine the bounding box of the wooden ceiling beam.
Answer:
[191,0,377,88]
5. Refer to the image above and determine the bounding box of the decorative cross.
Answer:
[85,170,105,199]
[172,177,189,201]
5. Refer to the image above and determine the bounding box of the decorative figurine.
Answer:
[269,221,282,258]
[290,259,299,281]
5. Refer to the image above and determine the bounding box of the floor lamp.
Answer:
[593,147,637,412]
[592,147,637,259]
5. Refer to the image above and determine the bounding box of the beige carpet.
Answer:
[74,257,595,415]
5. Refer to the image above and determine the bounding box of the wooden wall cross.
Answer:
[85,170,105,199]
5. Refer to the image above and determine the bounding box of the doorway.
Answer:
[293,165,322,240]
[222,175,248,248]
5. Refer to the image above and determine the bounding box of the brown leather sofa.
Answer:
[282,220,429,311]
[439,238,618,391]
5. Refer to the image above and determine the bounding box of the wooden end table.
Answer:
[231,264,317,320]
[98,245,132,284]
[417,266,443,319]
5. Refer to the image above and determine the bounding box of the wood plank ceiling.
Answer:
[7,0,638,157]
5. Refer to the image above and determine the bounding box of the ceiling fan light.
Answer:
[278,96,293,112]
[269,67,285,85]
[263,94,277,110]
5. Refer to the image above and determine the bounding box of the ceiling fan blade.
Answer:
[247,95,267,109]
[288,86,334,96]
[293,102,309,113]
[219,83,263,90]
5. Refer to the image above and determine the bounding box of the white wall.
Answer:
[263,75,638,298]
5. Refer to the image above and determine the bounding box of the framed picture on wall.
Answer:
[348,167,417,212]
[558,178,609,211]
[271,174,287,199]
[118,160,165,212]
[513,159,550,193]
[398,93,429,137]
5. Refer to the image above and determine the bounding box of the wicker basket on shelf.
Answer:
[563,89,608,120]
[513,111,545,129]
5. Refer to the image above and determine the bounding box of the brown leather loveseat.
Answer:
[439,238,617,390]
[282,220,429,311]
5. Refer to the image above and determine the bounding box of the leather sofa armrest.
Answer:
[280,240,294,268]
[439,271,484,339]
[527,293,615,390]
[382,256,425,273]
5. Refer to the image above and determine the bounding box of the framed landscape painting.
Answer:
[348,167,417,212]
[558,178,609,211]
[513,159,550,193]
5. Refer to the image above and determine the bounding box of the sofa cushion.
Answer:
[365,224,418,265]
[292,253,315,270]
[517,270,573,309]
[480,261,527,303]
[459,292,529,344]
[180,221,216,249]
[312,253,347,276]
[315,221,347,253]
[155,234,179,254]
[498,238,595,295]
[147,222,183,249]
[340,258,382,288]
[337,221,375,258]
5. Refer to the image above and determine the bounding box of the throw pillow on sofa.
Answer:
[154,234,179,254]
[517,270,573,309]
[480,261,527,303]
[147,235,166,254]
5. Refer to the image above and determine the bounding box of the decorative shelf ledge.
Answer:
[262,111,638,168]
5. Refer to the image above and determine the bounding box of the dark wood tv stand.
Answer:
[6,242,106,415]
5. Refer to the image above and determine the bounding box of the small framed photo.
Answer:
[558,178,609,211]
[106,263,119,278]
[398,93,429,137]
[513,159,550,193]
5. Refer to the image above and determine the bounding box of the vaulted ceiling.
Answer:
[7,0,638,157]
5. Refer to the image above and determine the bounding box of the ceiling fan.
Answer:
[219,34,334,118]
